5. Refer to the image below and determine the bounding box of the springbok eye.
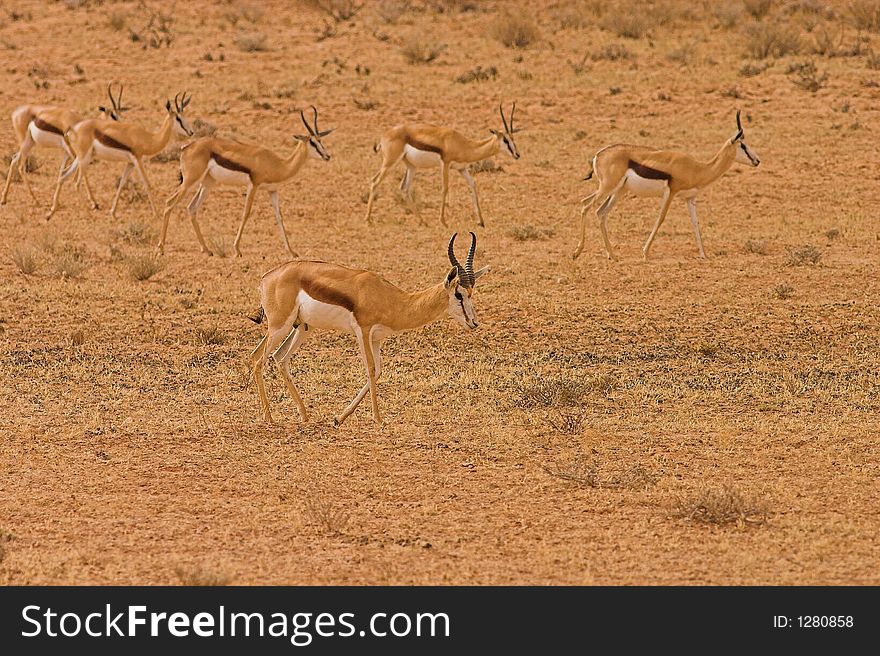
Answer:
[454,291,463,301]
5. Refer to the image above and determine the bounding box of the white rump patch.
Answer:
[28,124,66,149]
[92,140,132,162]
[403,144,442,169]
[207,158,250,185]
[296,290,354,333]
[624,169,668,197]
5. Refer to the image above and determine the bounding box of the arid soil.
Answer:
[0,0,878,584]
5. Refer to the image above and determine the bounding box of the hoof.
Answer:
[332,417,341,428]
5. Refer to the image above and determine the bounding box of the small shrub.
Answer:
[714,4,742,28]
[744,238,769,255]
[772,283,795,299]
[671,484,768,526]
[69,330,85,347]
[174,565,231,586]
[590,43,632,61]
[455,65,497,83]
[401,37,445,64]
[742,0,773,20]
[824,227,840,241]
[53,244,88,279]
[196,326,226,346]
[492,12,540,48]
[850,0,880,31]
[12,243,38,274]
[235,31,268,52]
[377,0,410,24]
[208,236,229,257]
[786,244,822,265]
[601,13,648,39]
[119,219,155,245]
[108,11,126,30]
[308,0,363,22]
[810,25,842,56]
[744,22,802,59]
[788,59,828,91]
[739,61,769,76]
[470,159,504,174]
[696,343,719,358]
[666,42,695,64]
[303,495,350,536]
[509,224,554,241]
[127,254,163,281]
[548,409,588,435]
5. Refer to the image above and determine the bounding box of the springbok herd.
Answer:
[2,86,760,426]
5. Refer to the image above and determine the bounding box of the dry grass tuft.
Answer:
[696,342,719,358]
[786,244,822,265]
[788,59,828,92]
[53,244,88,280]
[377,0,410,24]
[195,326,226,346]
[713,4,742,28]
[69,330,85,347]
[303,495,351,536]
[744,238,769,255]
[508,224,555,241]
[470,159,504,174]
[12,243,38,275]
[772,283,795,299]
[401,37,446,64]
[235,31,268,52]
[743,22,802,58]
[739,61,769,77]
[671,484,769,527]
[491,12,540,48]
[308,0,363,22]
[591,43,633,61]
[601,13,649,39]
[118,219,155,245]
[174,565,232,586]
[514,373,615,409]
[127,255,163,281]
[455,65,497,83]
[850,0,880,31]
[543,453,659,490]
[742,0,773,20]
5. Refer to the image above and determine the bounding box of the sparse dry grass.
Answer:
[508,224,555,241]
[174,565,232,586]
[127,254,163,281]
[788,59,828,92]
[671,485,769,527]
[786,244,823,265]
[743,21,803,58]
[744,238,769,255]
[234,31,268,52]
[195,325,226,346]
[849,0,880,31]
[11,243,38,275]
[401,37,445,64]
[491,11,540,48]
[52,244,88,280]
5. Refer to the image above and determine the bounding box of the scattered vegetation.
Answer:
[513,373,616,409]
[127,255,164,281]
[543,453,659,490]
[53,244,88,280]
[786,244,822,266]
[713,3,742,29]
[743,22,802,59]
[470,159,504,174]
[118,219,155,245]
[590,43,633,61]
[508,224,555,241]
[849,0,880,31]
[788,59,828,92]
[742,0,773,20]
[195,326,226,346]
[128,2,174,49]
[455,65,497,83]
[671,484,768,527]
[174,565,232,586]
[401,37,446,64]
[12,243,38,275]
[492,11,540,48]
[739,61,769,77]
[377,0,410,24]
[208,236,229,258]
[696,342,719,358]
[771,283,794,299]
[601,13,649,39]
[303,495,351,536]
[235,31,268,52]
[307,0,363,22]
[744,238,769,255]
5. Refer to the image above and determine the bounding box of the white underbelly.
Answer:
[28,124,66,149]
[624,169,668,197]
[296,291,354,333]
[207,159,250,185]
[403,144,442,169]
[92,140,132,162]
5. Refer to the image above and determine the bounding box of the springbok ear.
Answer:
[293,134,309,142]
[489,128,500,136]
[472,265,491,282]
[444,266,458,289]
[98,105,107,114]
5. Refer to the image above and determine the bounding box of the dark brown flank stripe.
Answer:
[33,118,64,136]
[405,136,443,156]
[628,159,671,181]
[96,130,132,152]
[211,152,251,175]
[301,278,355,312]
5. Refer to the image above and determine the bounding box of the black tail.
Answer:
[247,306,265,324]
[582,163,594,181]
[177,170,183,185]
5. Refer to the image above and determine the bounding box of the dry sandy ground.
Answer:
[0,0,878,584]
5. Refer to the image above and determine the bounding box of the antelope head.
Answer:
[98,83,129,121]
[445,232,490,330]
[294,105,334,161]
[731,109,760,167]
[491,101,521,160]
[165,91,194,137]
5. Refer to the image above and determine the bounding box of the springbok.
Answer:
[573,109,760,260]
[1,84,126,206]
[249,232,489,426]
[157,106,333,257]
[47,91,194,220]
[364,103,521,227]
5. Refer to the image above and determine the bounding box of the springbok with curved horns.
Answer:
[48,91,194,220]
[1,84,127,206]
[157,106,334,257]
[249,232,490,426]
[573,109,760,261]
[364,103,521,227]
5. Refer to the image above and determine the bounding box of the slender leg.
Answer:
[335,331,383,427]
[158,178,200,254]
[131,156,159,218]
[251,313,300,423]
[642,187,675,260]
[232,183,258,257]
[76,150,100,211]
[269,190,297,257]
[572,192,597,260]
[1,152,21,205]
[109,163,134,219]
[597,193,621,261]
[687,198,706,259]
[2,133,36,204]
[457,167,484,227]
[186,178,214,255]
[273,325,312,422]
[438,162,450,227]
[365,165,394,224]
[46,154,85,219]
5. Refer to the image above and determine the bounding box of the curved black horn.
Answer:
[510,102,516,130]
[464,232,477,287]
[174,92,182,113]
[448,232,465,279]
[181,91,191,110]
[300,108,314,135]
[499,103,509,133]
[736,109,742,131]
[311,105,320,135]
[107,84,115,111]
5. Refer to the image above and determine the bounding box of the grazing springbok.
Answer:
[48,91,193,220]
[157,106,333,257]
[573,109,761,260]
[249,232,489,426]
[1,84,126,206]
[364,103,521,227]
